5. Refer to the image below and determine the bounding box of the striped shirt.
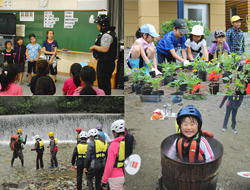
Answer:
[167,136,215,163]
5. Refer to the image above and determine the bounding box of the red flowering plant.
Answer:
[192,84,204,94]
[246,60,250,64]
[208,71,222,83]
[247,84,250,95]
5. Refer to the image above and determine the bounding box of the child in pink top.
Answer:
[73,66,105,96]
[62,63,82,95]
[0,65,23,96]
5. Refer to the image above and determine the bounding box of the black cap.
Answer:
[173,19,189,34]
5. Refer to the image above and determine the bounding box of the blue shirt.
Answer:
[226,27,245,54]
[26,43,41,61]
[157,31,186,55]
[42,40,58,55]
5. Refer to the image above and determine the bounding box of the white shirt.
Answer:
[185,39,207,59]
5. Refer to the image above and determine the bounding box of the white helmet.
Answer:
[191,25,204,36]
[88,128,99,137]
[111,119,125,133]
[79,131,88,139]
[33,135,40,141]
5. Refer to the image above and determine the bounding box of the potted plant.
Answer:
[150,77,164,95]
[184,74,202,94]
[191,84,204,94]
[208,71,222,95]
[161,63,181,85]
[130,68,151,94]
[191,58,209,81]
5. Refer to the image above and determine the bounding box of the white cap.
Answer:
[191,25,204,36]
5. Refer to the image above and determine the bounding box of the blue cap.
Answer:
[140,24,160,38]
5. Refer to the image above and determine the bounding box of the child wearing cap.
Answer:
[226,15,245,55]
[156,19,189,65]
[167,105,215,163]
[209,30,230,60]
[185,25,209,61]
[126,24,162,75]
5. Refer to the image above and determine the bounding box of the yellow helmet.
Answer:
[17,129,23,133]
[48,132,54,137]
[231,15,242,23]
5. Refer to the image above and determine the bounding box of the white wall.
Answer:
[0,0,107,10]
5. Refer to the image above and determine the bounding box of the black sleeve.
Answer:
[30,76,37,94]
[51,78,56,95]
[71,147,77,166]
[219,96,228,108]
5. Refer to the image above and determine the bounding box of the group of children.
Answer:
[127,15,245,74]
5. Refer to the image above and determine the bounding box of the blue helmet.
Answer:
[176,105,202,129]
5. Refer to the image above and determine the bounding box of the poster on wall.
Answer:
[44,11,59,28]
[20,12,34,22]
[64,11,78,29]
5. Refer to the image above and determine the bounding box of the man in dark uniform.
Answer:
[89,14,117,95]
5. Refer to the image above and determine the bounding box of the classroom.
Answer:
[0,0,123,96]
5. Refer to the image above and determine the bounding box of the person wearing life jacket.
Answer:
[101,119,126,190]
[10,128,27,167]
[84,128,108,190]
[71,131,89,190]
[31,135,44,170]
[96,124,112,143]
[76,128,82,144]
[47,132,58,168]
[89,14,117,95]
[167,105,215,163]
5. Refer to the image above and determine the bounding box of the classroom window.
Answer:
[184,3,209,27]
[230,6,237,18]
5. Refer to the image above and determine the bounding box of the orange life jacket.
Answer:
[176,137,205,163]
[10,135,18,151]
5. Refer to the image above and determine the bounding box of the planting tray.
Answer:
[140,95,162,103]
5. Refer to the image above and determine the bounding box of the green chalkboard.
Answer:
[0,11,99,52]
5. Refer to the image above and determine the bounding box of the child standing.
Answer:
[3,41,15,66]
[185,25,209,61]
[26,34,41,85]
[167,105,214,163]
[42,30,58,82]
[0,64,23,96]
[14,37,26,84]
[62,63,82,95]
[73,66,105,96]
[209,30,230,60]
[126,24,162,75]
[156,19,189,65]
[226,15,245,55]
[31,135,44,170]
[48,132,58,168]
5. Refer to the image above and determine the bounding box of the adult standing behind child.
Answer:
[14,37,26,84]
[226,16,245,55]
[26,34,41,86]
[185,25,209,61]
[42,30,58,82]
[156,19,189,66]
[3,41,15,66]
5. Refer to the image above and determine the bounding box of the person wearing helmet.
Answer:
[126,24,162,76]
[84,128,107,190]
[226,15,245,55]
[96,124,111,143]
[71,131,89,190]
[11,129,27,167]
[48,132,58,168]
[185,25,208,61]
[101,119,126,190]
[76,128,82,144]
[31,135,44,170]
[167,105,214,163]
[89,14,117,95]
[208,30,230,60]
[156,19,189,66]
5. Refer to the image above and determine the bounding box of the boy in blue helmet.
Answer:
[167,105,214,163]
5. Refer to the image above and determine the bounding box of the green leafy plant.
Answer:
[167,71,187,92]
[149,77,164,91]
[161,62,181,77]
[184,74,202,92]
[130,68,151,84]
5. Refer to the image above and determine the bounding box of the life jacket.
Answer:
[51,138,58,152]
[176,134,205,163]
[10,135,18,151]
[93,30,117,61]
[77,143,88,159]
[114,139,125,168]
[38,140,44,151]
[95,139,108,159]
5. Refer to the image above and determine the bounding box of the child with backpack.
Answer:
[126,24,162,75]
[167,105,214,163]
[31,135,44,170]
